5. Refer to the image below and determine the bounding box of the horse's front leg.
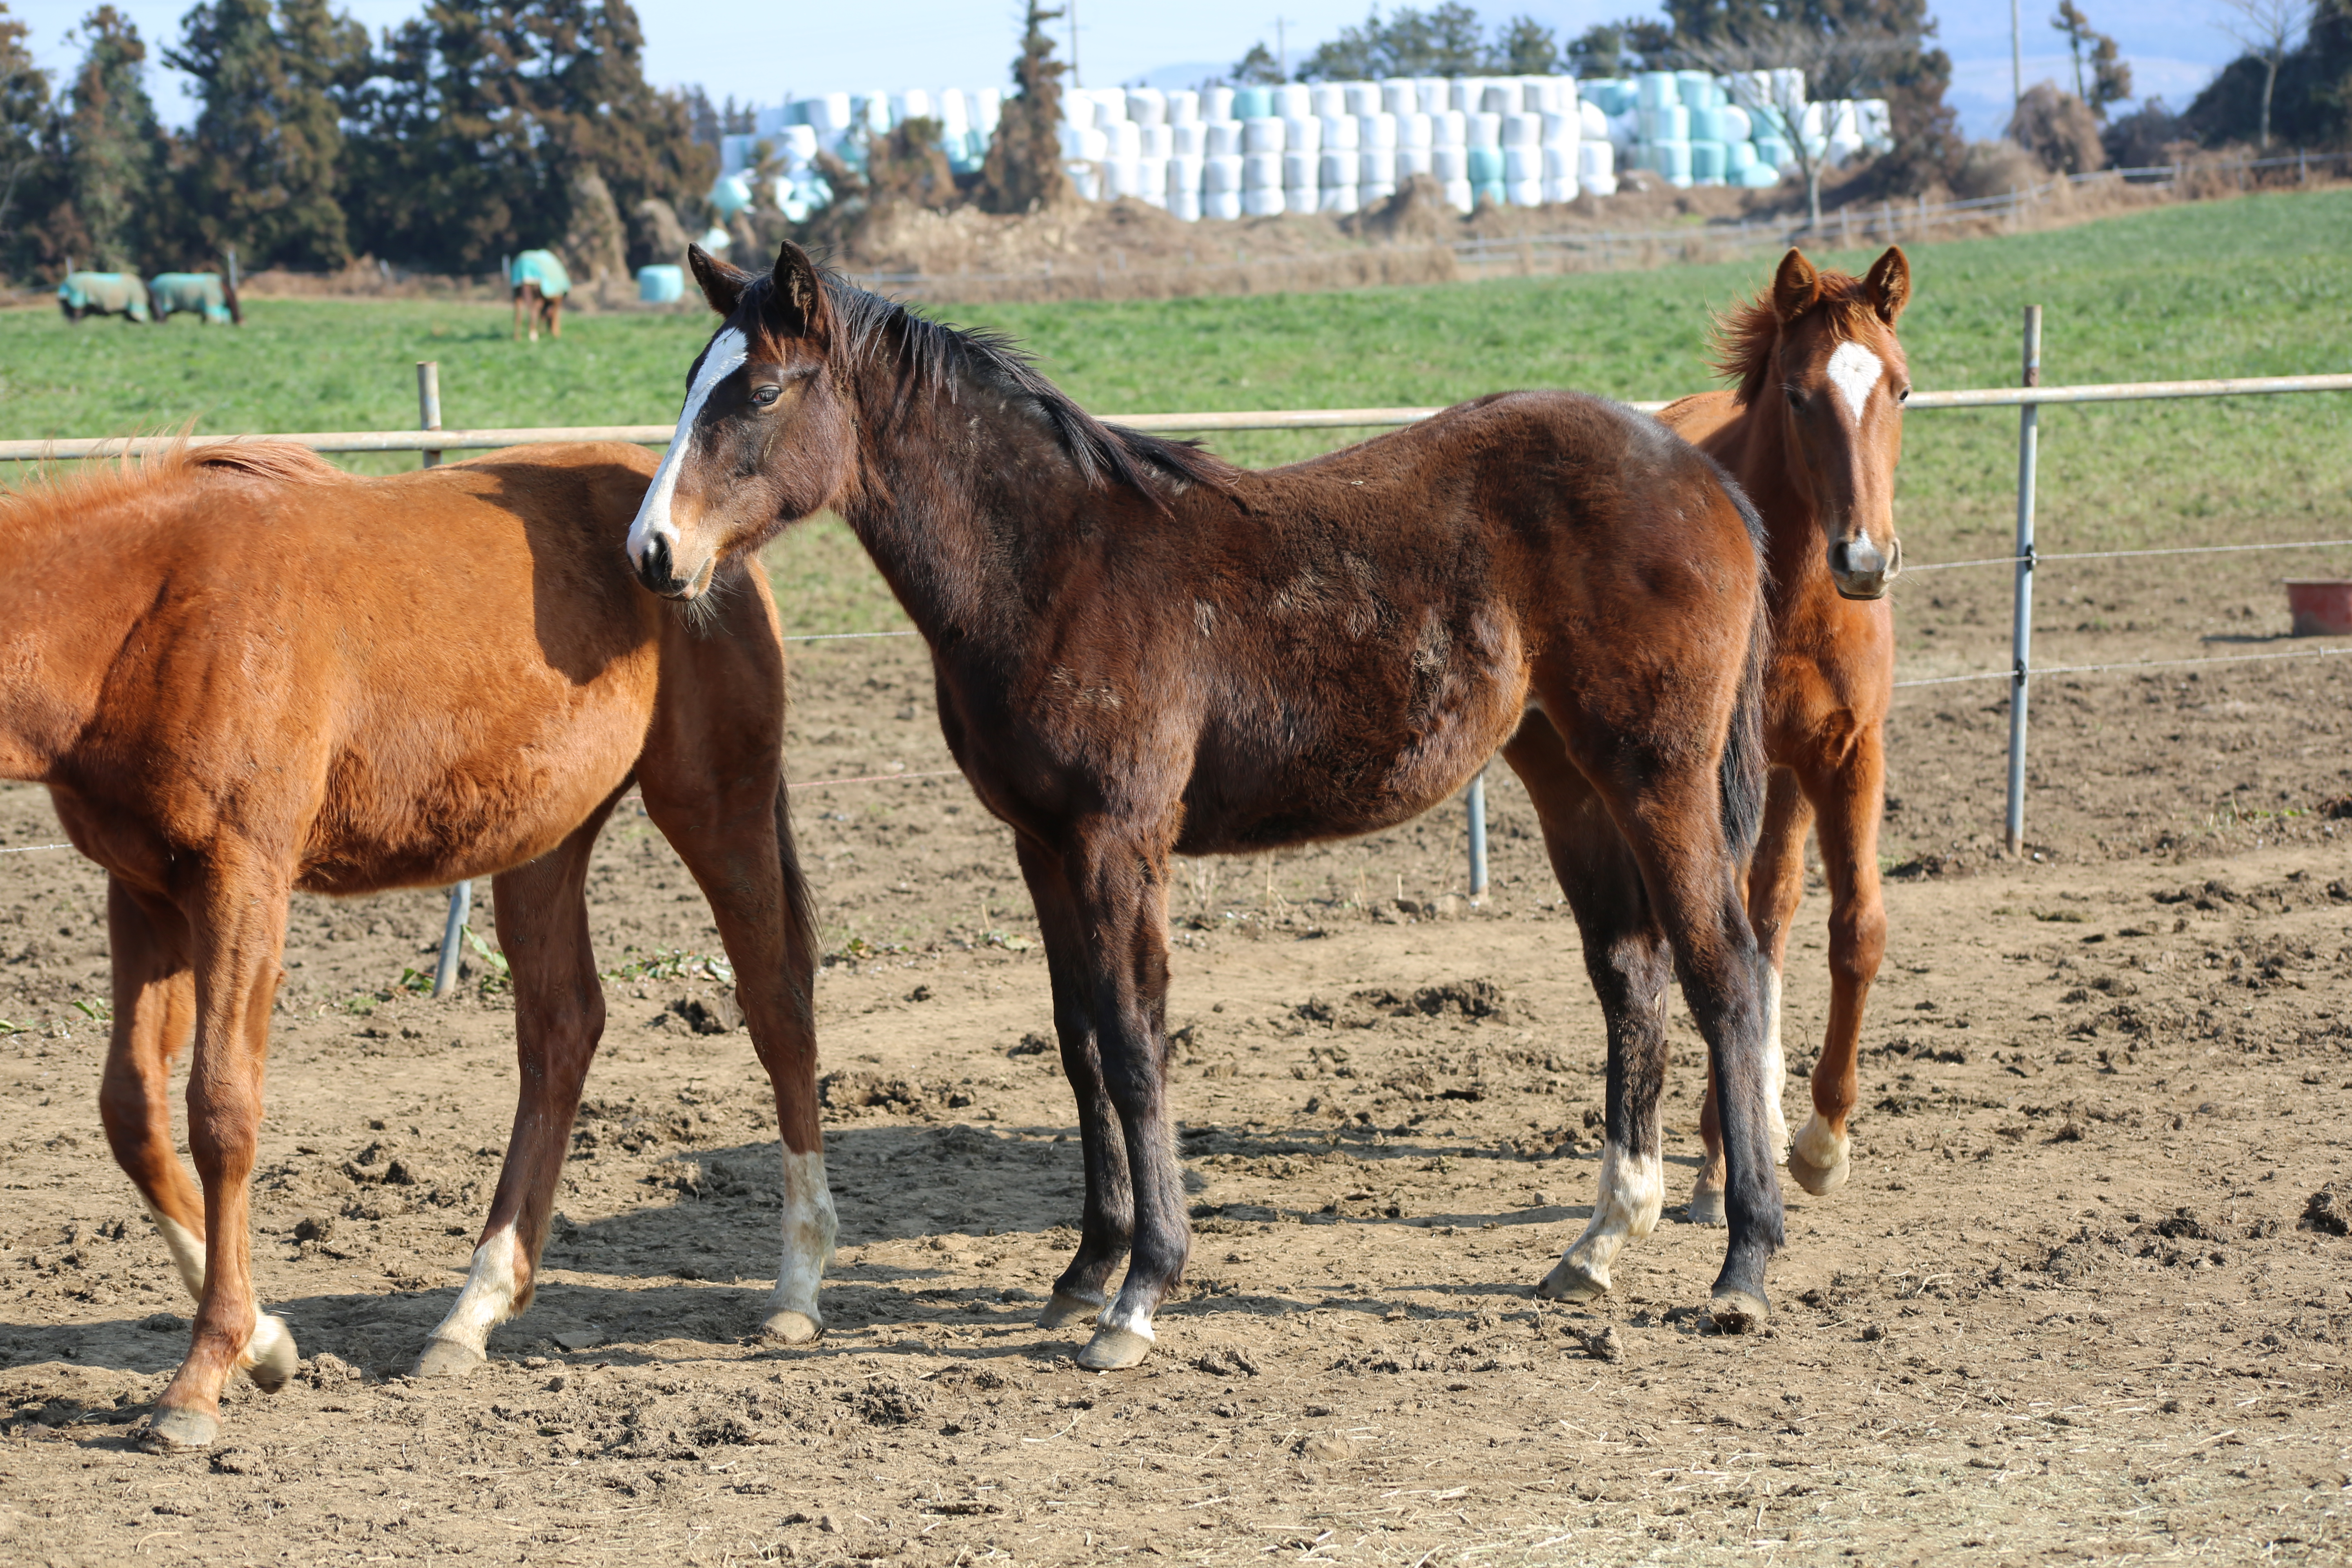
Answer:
[1786,728,1888,1196]
[147,852,298,1450]
[416,806,616,1376]
[1051,828,1184,1372]
[1014,837,1137,1334]
[1693,767,1811,1224]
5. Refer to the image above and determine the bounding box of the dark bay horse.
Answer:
[0,443,824,1448]
[622,239,1787,1369]
[1657,247,1911,1221]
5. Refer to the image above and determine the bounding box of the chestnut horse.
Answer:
[1658,247,1911,1221]
[0,443,824,1449]
[620,239,1786,1369]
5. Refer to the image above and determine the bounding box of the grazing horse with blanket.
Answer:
[621,239,1787,1370]
[512,249,571,341]
[0,442,826,1449]
[58,271,150,323]
[149,272,243,325]
[1657,247,1913,1225]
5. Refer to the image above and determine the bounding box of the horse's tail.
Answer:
[774,784,821,1026]
[1715,475,1773,870]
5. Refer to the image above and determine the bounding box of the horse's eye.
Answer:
[1786,388,1805,411]
[1897,386,1911,403]
[750,384,782,409]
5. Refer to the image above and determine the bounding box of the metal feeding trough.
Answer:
[2284,580,2352,637]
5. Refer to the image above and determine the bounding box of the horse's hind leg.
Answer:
[1015,836,1137,1333]
[1693,768,1810,1224]
[1502,715,1672,1304]
[98,878,208,1300]
[416,802,618,1377]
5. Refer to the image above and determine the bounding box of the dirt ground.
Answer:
[5,543,2352,1566]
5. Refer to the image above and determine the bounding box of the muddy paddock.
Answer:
[5,550,2352,1565]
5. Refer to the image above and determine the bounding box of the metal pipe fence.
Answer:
[6,354,2349,965]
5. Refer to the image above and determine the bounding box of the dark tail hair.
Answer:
[1713,474,1772,867]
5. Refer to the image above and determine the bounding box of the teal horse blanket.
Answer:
[150,272,237,324]
[58,272,150,321]
[510,250,572,297]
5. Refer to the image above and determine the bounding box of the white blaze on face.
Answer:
[1825,339,1884,425]
[1559,1140,1665,1292]
[628,325,751,570]
[764,1148,838,1329]
[424,1225,524,1359]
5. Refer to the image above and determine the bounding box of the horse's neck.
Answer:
[0,498,148,782]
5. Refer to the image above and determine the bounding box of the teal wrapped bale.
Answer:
[150,272,240,325]
[509,250,571,297]
[58,272,150,322]
[637,264,685,304]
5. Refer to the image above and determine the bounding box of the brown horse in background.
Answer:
[617,239,1788,1369]
[0,443,824,1449]
[1659,247,1912,1221]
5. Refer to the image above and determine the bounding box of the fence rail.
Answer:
[5,372,2349,464]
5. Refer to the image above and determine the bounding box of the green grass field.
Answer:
[4,189,2347,634]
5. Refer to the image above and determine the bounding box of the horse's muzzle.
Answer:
[635,534,691,598]
[1829,534,1902,601]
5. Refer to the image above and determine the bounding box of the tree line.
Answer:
[0,0,713,285]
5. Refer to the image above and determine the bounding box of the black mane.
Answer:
[798,273,1235,506]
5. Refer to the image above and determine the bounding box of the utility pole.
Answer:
[1276,16,1287,80]
[1069,0,1080,88]
[2010,0,2023,111]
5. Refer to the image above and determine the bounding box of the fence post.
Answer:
[418,359,471,994]
[2004,306,2042,857]
[1465,768,1489,902]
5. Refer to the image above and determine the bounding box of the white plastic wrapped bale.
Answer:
[1361,112,1399,149]
[1396,146,1434,178]
[935,90,969,136]
[1468,111,1501,148]
[1503,145,1540,183]
[1578,99,1609,140]
[1508,178,1543,206]
[1172,122,1206,157]
[1433,109,1466,147]
[891,88,931,125]
[1343,82,1380,115]
[855,94,890,134]
[1578,139,1617,196]
[1415,78,1447,114]
[1205,121,1240,156]
[1542,145,1577,180]
[1134,159,1168,204]
[1362,178,1396,206]
[1856,98,1893,152]
[1171,189,1202,220]
[1400,111,1434,149]
[1270,83,1305,118]
[1169,155,1204,194]
[1501,111,1540,147]
[1242,117,1285,154]
[1381,78,1414,115]
[1309,83,1345,117]
[1204,189,1240,218]
[1059,125,1109,162]
[1539,110,1578,147]
[1433,145,1468,181]
[1319,149,1356,187]
[1242,150,1282,191]
[1063,92,1096,130]
[1101,158,1143,199]
[1321,114,1359,150]
[973,89,1002,135]
[1203,86,1234,121]
[1094,88,1130,124]
[1282,149,1318,198]
[1126,88,1165,128]
[1319,185,1359,214]
[1243,187,1284,216]
[1109,120,1143,158]
[1203,154,1244,194]
[1443,178,1474,211]
[1166,89,1199,125]
[1283,115,1321,152]
[1446,78,1483,112]
[1139,124,1172,158]
[1067,163,1101,200]
[781,125,818,169]
[718,133,756,176]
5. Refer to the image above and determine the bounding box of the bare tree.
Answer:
[2215,0,2316,151]
[1679,21,1895,232]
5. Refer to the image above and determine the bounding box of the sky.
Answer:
[6,1,2254,143]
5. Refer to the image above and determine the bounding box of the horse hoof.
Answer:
[1786,1147,1851,1197]
[1686,1187,1727,1227]
[244,1314,298,1394]
[1074,1325,1154,1371]
[143,1407,219,1451]
[1708,1289,1771,1334]
[1535,1258,1607,1304]
[1036,1291,1105,1331]
[760,1309,822,1345]
[412,1336,487,1379]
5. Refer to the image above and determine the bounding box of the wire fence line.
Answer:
[1904,537,2352,574]
[1893,644,2352,691]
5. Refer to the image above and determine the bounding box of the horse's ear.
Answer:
[768,240,828,338]
[1864,246,1911,326]
[1772,248,1821,324]
[687,244,751,317]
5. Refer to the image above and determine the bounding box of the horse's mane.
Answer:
[1710,268,1886,409]
[811,274,1236,506]
[0,439,351,522]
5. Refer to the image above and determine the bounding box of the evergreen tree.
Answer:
[57,6,164,272]
[2050,2,2131,118]
[165,0,367,271]
[1490,16,1560,74]
[1229,41,1284,85]
[0,2,58,275]
[978,1,1074,215]
[1298,4,1488,80]
[2189,0,2347,150]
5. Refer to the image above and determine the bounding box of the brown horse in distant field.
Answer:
[0,443,824,1449]
[1659,247,1911,1221]
[619,238,1787,1369]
